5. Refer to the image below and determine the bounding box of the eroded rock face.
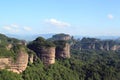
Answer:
[6,44,12,50]
[29,54,34,63]
[0,50,28,74]
[40,47,55,65]
[111,45,120,51]
[56,43,70,58]
[72,39,120,51]
[0,58,11,69]
[15,51,28,73]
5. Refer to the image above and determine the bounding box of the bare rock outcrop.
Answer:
[0,58,11,69]
[27,37,56,65]
[56,43,70,58]
[0,49,29,74]
[15,50,28,73]
[29,54,34,63]
[6,44,13,50]
[40,47,55,65]
[72,38,120,51]
[110,45,120,51]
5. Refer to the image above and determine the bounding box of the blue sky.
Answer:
[0,0,120,36]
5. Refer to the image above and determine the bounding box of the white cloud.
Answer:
[3,24,32,33]
[3,26,12,31]
[11,24,19,28]
[45,18,71,27]
[23,26,32,31]
[108,14,114,19]
[3,25,20,33]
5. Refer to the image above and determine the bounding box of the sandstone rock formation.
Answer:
[110,45,120,51]
[0,58,11,69]
[13,50,28,73]
[29,54,34,63]
[0,34,33,73]
[39,47,55,65]
[52,33,71,41]
[72,38,120,51]
[6,44,12,50]
[27,37,56,65]
[0,48,29,74]
[55,43,70,58]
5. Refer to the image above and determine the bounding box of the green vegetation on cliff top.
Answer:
[0,33,30,60]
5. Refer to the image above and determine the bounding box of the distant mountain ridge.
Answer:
[6,34,54,41]
[5,33,120,41]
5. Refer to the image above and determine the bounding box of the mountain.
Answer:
[0,33,35,74]
[6,34,54,41]
[5,33,120,41]
[74,35,119,40]
[1,33,120,80]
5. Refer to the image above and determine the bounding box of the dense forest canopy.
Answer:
[1,49,120,80]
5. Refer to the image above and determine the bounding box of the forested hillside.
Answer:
[1,49,120,80]
[0,33,120,80]
[0,33,24,59]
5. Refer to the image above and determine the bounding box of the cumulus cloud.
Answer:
[11,24,19,28]
[108,14,114,19]
[3,26,12,31]
[45,18,71,27]
[3,25,20,33]
[23,26,32,31]
[3,24,32,33]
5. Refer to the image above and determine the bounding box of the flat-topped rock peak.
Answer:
[28,36,71,65]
